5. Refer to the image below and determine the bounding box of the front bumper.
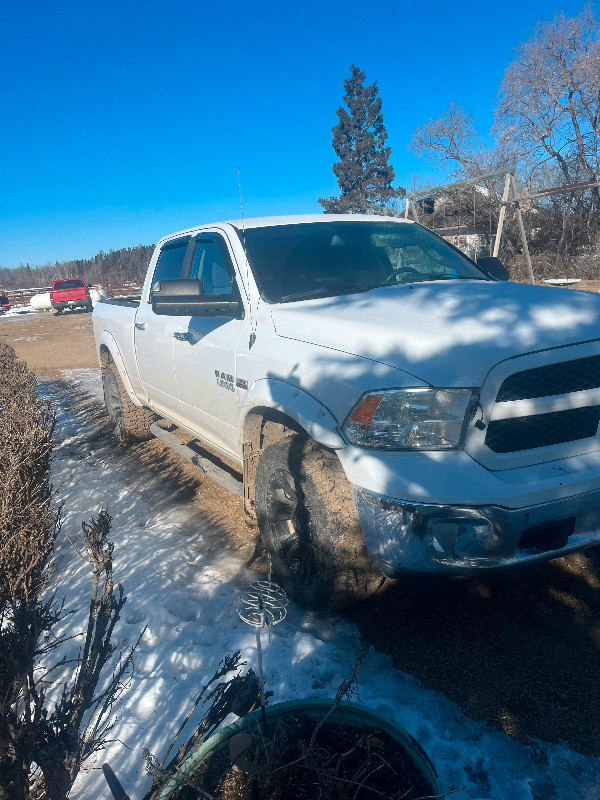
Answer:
[354,486,600,576]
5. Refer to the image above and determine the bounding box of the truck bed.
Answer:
[92,297,141,388]
[100,296,141,306]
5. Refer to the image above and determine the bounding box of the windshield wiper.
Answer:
[280,283,380,301]
[408,274,484,283]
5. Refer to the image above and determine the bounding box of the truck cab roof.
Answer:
[158,214,413,244]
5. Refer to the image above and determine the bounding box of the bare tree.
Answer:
[408,6,600,276]
[495,4,599,202]
[408,102,489,177]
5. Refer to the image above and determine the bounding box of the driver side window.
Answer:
[189,239,234,296]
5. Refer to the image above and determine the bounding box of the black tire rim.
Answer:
[266,467,315,586]
[105,369,125,440]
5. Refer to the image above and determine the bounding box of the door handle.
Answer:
[173,331,190,342]
[134,322,146,331]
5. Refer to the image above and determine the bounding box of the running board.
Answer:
[149,422,244,497]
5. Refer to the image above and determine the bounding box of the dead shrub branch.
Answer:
[0,342,140,800]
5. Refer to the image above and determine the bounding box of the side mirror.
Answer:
[477,256,510,281]
[151,279,242,318]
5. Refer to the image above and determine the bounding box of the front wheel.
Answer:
[255,436,385,611]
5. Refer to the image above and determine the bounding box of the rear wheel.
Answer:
[255,435,385,611]
[51,305,62,316]
[102,362,154,443]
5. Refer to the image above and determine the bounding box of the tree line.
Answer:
[0,244,155,291]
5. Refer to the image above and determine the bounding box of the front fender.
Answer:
[98,330,144,408]
[239,379,345,449]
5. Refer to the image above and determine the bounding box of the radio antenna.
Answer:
[237,166,247,253]
[238,167,256,347]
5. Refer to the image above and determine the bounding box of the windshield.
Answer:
[235,221,487,303]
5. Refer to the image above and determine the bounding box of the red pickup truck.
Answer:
[50,278,92,315]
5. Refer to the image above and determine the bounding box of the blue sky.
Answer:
[0,0,589,268]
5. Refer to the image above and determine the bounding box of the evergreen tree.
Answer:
[319,65,403,214]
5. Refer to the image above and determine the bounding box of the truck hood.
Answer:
[271,280,600,387]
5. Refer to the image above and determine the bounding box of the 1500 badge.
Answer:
[215,370,235,391]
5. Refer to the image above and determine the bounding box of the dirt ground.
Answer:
[0,308,99,378]
[3,306,600,759]
[564,279,600,292]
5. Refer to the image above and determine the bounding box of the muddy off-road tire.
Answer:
[102,362,154,443]
[255,435,385,611]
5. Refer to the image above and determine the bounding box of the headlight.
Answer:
[341,388,474,450]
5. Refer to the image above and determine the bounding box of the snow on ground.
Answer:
[0,306,35,316]
[39,369,600,800]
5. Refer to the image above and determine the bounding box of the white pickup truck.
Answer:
[93,214,600,610]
